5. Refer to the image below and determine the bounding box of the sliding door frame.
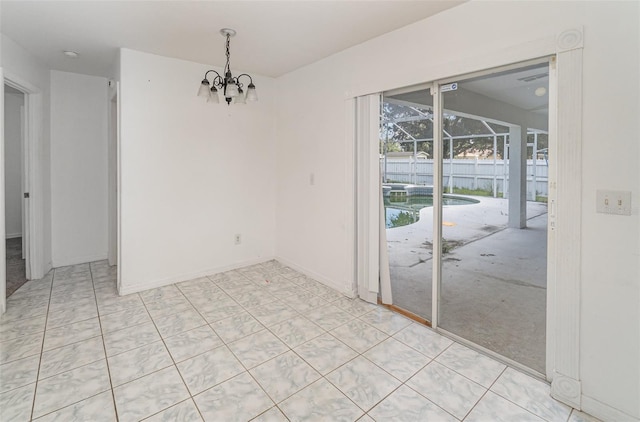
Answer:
[353,27,584,410]
[431,83,443,329]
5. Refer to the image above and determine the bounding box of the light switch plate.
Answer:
[596,190,632,215]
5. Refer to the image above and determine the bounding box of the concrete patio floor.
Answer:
[386,196,548,373]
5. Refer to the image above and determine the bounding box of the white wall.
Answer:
[50,70,108,266]
[4,90,23,238]
[119,49,276,294]
[275,1,639,420]
[1,34,53,276]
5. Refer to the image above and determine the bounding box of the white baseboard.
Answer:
[43,261,53,279]
[118,256,357,299]
[5,233,22,239]
[274,256,355,298]
[551,373,581,409]
[582,394,639,422]
[27,260,53,281]
[53,253,109,268]
[118,256,276,296]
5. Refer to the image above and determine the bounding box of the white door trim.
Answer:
[1,70,48,314]
[351,27,585,411]
[429,31,584,407]
[20,104,26,263]
[108,82,118,268]
[114,81,123,294]
[547,29,584,409]
[1,68,5,314]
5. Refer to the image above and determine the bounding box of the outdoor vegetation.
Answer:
[380,102,548,160]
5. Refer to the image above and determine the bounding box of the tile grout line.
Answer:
[234,268,401,418]
[8,260,576,421]
[424,340,476,419]
[139,397,196,422]
[89,262,121,422]
[484,369,559,422]
[320,332,417,418]
[245,273,382,417]
[193,266,302,418]
[25,268,100,416]
[42,265,397,418]
[205,271,291,413]
[243,267,340,419]
[189,267,319,417]
[137,286,207,422]
[458,365,508,421]
[360,349,430,411]
[370,331,460,421]
[486,359,555,420]
[28,268,55,421]
[37,322,102,355]
[44,278,99,332]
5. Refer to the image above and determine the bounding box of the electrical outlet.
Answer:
[596,190,632,216]
[234,234,241,245]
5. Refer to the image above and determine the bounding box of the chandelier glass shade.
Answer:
[197,28,258,105]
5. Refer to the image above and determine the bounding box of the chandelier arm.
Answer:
[212,74,224,88]
[204,69,222,81]
[236,74,253,88]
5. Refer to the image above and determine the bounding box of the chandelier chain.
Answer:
[225,34,231,75]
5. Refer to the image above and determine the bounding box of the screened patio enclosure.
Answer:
[381,98,549,200]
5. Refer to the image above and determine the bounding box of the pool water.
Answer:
[385,195,478,228]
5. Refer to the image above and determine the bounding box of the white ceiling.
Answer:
[1,1,465,79]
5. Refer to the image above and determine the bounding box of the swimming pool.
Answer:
[385,195,479,228]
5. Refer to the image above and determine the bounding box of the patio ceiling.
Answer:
[385,63,550,132]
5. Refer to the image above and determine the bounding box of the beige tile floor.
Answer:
[0,260,598,421]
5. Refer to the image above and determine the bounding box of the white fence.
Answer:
[380,158,548,199]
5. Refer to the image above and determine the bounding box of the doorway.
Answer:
[4,84,29,297]
[379,60,551,374]
[2,72,46,315]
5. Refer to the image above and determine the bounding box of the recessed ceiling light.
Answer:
[63,51,79,58]
[535,87,547,97]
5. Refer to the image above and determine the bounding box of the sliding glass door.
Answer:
[436,63,550,373]
[380,60,551,373]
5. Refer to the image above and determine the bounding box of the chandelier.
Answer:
[197,28,258,105]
